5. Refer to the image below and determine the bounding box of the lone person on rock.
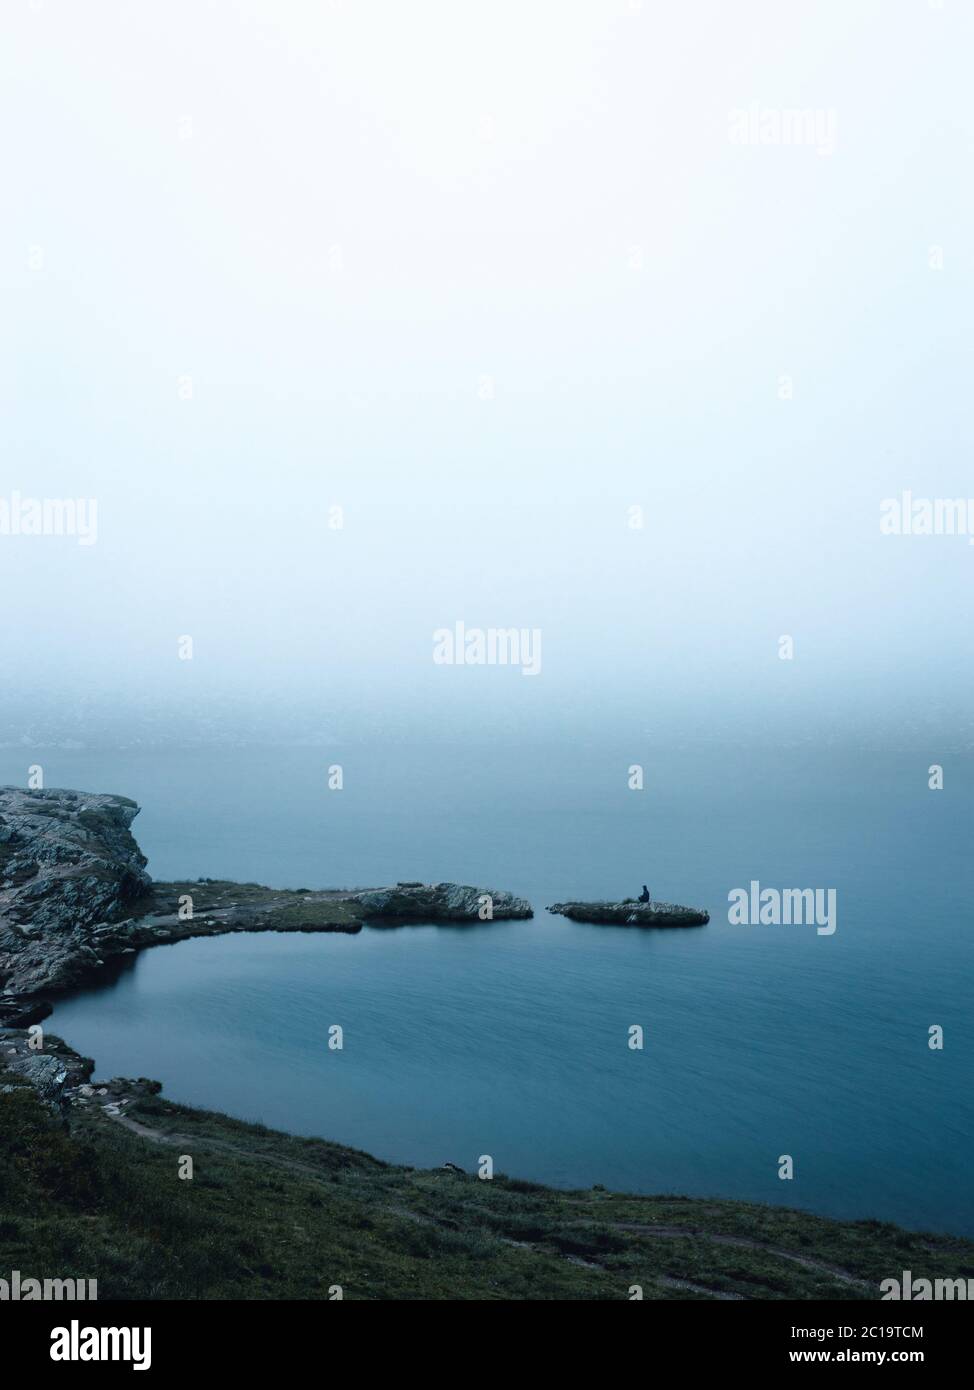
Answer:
[638,884,651,904]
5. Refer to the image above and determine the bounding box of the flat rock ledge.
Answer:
[0,787,532,1028]
[547,900,710,927]
[353,882,532,922]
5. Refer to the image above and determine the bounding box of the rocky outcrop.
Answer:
[0,1029,94,1110]
[0,788,152,1004]
[352,881,533,921]
[0,787,533,1032]
[548,900,709,927]
[0,1027,163,1118]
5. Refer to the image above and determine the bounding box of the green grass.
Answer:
[3,1077,972,1301]
[261,899,365,930]
[148,880,365,930]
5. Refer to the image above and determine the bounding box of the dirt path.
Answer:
[101,1110,349,1184]
[612,1221,871,1288]
[98,1109,868,1299]
[656,1276,746,1300]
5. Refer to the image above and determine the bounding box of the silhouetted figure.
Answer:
[638,885,651,903]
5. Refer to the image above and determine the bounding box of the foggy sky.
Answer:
[2,1,972,749]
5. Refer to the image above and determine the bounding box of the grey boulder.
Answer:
[548,900,709,927]
[354,881,533,921]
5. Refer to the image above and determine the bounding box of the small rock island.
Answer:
[547,900,710,927]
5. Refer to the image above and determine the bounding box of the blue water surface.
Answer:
[6,742,969,1235]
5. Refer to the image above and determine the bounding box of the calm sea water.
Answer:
[8,742,972,1235]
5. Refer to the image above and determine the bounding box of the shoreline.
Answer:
[25,924,974,1248]
[4,1024,974,1300]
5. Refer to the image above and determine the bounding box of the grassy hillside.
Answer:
[3,1061,972,1300]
